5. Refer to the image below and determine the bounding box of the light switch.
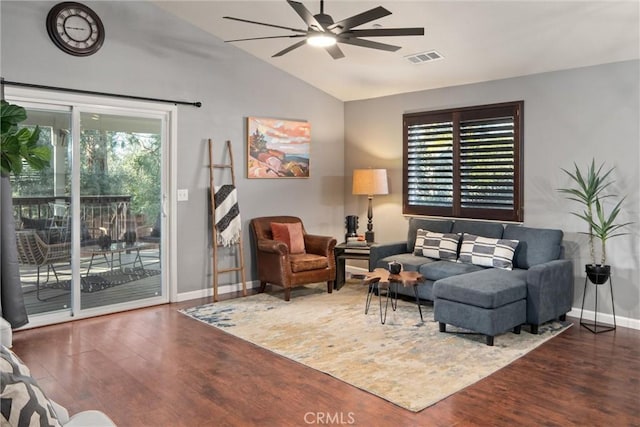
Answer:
[177,189,189,201]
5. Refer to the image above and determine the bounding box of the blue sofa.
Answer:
[369,218,574,345]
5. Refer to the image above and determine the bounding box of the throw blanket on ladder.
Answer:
[214,185,241,247]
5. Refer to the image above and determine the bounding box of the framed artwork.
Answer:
[247,117,310,179]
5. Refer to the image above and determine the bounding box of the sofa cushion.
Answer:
[420,260,485,281]
[1,345,62,427]
[503,225,563,269]
[271,222,305,254]
[451,220,504,239]
[433,268,528,309]
[458,234,519,270]
[376,253,436,272]
[407,218,453,253]
[289,253,328,272]
[414,230,460,260]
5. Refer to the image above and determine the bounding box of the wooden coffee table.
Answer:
[362,268,425,324]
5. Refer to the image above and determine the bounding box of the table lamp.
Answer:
[352,168,388,243]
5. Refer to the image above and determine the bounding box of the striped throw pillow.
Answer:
[458,234,519,270]
[415,230,460,260]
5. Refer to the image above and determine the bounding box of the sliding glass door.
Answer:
[78,110,164,310]
[7,89,173,324]
[10,105,73,315]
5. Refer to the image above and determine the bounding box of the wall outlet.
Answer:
[177,189,189,201]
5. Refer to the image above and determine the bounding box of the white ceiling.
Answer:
[154,1,640,102]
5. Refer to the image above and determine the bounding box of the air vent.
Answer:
[405,50,443,64]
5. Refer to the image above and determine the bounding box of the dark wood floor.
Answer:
[10,289,640,427]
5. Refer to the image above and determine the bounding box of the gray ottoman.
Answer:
[433,269,527,346]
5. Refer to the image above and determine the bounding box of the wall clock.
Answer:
[46,2,105,56]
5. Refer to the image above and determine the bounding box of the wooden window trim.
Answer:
[403,101,524,222]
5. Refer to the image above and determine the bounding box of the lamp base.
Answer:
[365,231,374,243]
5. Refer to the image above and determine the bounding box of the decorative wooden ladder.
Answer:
[208,139,247,302]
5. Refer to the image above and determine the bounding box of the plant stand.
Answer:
[579,275,616,334]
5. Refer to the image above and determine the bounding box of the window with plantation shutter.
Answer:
[403,101,523,222]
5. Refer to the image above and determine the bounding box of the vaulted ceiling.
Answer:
[155,1,640,101]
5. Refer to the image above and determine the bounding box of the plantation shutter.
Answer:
[403,101,523,222]
[404,114,454,217]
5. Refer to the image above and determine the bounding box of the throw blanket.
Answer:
[214,185,241,247]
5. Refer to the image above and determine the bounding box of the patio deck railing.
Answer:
[13,195,133,241]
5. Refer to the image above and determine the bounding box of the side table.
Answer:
[334,242,371,290]
[362,268,425,324]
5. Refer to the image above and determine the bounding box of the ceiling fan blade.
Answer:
[272,39,308,57]
[350,28,425,37]
[338,37,401,52]
[325,44,345,60]
[287,0,323,31]
[223,16,306,34]
[226,35,306,43]
[328,6,391,31]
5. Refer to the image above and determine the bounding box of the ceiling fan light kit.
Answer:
[307,33,336,47]
[223,0,424,59]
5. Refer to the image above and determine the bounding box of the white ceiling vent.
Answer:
[405,50,444,64]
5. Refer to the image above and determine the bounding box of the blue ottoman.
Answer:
[433,269,527,346]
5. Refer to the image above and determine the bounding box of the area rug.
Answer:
[179,283,571,412]
[44,268,160,293]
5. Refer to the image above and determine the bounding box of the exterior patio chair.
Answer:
[15,230,71,301]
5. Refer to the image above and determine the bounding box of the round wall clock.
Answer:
[46,2,105,56]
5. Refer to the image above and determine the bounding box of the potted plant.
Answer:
[559,159,632,284]
[1,99,50,328]
[1,100,49,175]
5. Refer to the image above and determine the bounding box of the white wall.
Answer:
[1,1,345,296]
[345,60,640,323]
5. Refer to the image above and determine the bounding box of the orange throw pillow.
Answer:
[271,222,305,254]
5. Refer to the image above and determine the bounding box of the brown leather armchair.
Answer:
[250,216,337,301]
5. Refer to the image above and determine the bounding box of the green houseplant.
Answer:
[1,100,48,176]
[559,159,632,284]
[1,99,50,328]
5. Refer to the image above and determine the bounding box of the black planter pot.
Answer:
[97,234,112,250]
[123,231,137,245]
[586,264,611,285]
[581,264,616,333]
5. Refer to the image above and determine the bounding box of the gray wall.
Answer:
[3,1,638,323]
[1,1,345,295]
[345,60,640,322]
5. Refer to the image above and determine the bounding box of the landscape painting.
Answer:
[247,117,310,179]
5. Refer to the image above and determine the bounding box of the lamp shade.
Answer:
[352,169,389,196]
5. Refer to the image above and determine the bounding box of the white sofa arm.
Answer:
[66,410,117,426]
[0,317,12,348]
[51,400,116,426]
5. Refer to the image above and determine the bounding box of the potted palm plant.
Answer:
[559,159,632,284]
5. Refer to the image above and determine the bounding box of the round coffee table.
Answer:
[362,268,425,324]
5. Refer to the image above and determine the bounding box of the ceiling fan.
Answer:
[223,0,425,59]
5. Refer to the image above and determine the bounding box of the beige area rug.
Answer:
[179,282,571,412]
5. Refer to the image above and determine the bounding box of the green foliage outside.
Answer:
[11,125,160,225]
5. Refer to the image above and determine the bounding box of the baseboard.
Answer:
[345,266,640,331]
[176,280,260,302]
[567,307,640,331]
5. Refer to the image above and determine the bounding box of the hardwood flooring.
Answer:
[10,289,640,427]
